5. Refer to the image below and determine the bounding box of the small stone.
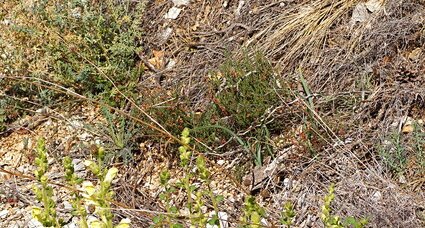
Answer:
[166,59,176,70]
[164,7,182,19]
[201,206,208,213]
[206,211,229,228]
[78,132,92,141]
[1,19,11,25]
[0,209,8,219]
[371,191,382,202]
[72,159,85,172]
[63,221,78,228]
[28,218,44,228]
[399,175,407,184]
[283,178,292,189]
[69,120,84,129]
[172,0,190,6]
[223,1,229,8]
[160,27,173,43]
[217,160,225,165]
[261,218,268,226]
[402,125,414,133]
[63,201,73,211]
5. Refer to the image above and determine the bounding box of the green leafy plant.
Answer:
[32,138,63,227]
[82,155,131,228]
[1,0,145,115]
[413,122,425,171]
[99,107,139,164]
[379,121,425,175]
[280,202,296,227]
[321,184,343,227]
[239,196,266,228]
[192,124,266,166]
[379,131,407,174]
[321,184,367,228]
[152,170,181,227]
[32,139,130,228]
[153,128,223,227]
[186,53,286,165]
[63,156,87,228]
[212,53,279,130]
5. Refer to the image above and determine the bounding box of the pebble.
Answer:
[28,218,44,228]
[217,160,226,165]
[0,209,9,219]
[72,159,85,172]
[371,191,382,202]
[69,120,84,129]
[63,201,73,211]
[399,175,407,184]
[78,132,92,141]
[172,0,190,6]
[63,217,80,228]
[206,211,228,228]
[161,27,173,43]
[283,178,292,189]
[164,7,182,19]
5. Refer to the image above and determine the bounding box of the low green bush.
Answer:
[0,0,145,123]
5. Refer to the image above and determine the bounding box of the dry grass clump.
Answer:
[246,0,361,67]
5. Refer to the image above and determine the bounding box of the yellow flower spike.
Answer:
[32,207,42,217]
[84,160,100,175]
[88,220,103,228]
[84,160,95,167]
[104,167,118,184]
[115,218,131,228]
[82,181,96,196]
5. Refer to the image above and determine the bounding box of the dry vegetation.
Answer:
[1,0,425,227]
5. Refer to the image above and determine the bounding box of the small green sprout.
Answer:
[240,196,266,228]
[281,202,296,227]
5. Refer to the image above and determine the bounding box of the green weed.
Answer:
[321,184,368,228]
[32,138,63,227]
[379,120,425,175]
[281,202,296,227]
[239,196,266,228]
[100,107,139,164]
[32,139,130,228]
[153,128,224,227]
[380,131,408,174]
[413,122,425,171]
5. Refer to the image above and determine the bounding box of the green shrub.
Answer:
[187,53,285,164]
[212,53,280,129]
[1,0,144,103]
